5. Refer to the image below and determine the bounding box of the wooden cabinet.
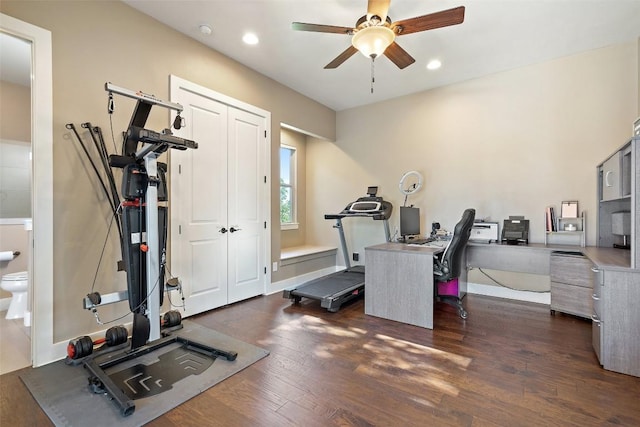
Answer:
[591,267,640,377]
[597,137,638,267]
[593,137,640,378]
[550,251,592,318]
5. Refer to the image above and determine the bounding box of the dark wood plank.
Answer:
[3,294,639,426]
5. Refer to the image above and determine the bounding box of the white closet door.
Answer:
[227,108,267,303]
[170,76,269,316]
[171,89,229,316]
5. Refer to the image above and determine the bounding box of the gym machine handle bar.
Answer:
[105,82,183,112]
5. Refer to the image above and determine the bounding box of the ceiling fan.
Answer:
[292,0,465,70]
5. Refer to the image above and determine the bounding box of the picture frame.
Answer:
[561,201,578,218]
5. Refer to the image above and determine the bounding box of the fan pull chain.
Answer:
[370,56,376,94]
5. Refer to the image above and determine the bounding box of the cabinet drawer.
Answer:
[592,313,603,365]
[550,254,592,287]
[550,281,593,318]
[591,267,603,317]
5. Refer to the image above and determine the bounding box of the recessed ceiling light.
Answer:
[242,32,259,45]
[426,59,442,70]
[199,24,212,35]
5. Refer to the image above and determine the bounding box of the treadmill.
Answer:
[283,187,393,312]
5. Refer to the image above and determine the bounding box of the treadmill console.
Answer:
[326,187,393,221]
[349,201,382,212]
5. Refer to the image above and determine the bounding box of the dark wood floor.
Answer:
[2,293,639,426]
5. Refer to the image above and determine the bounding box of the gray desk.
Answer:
[466,242,630,272]
[364,243,444,329]
[365,241,630,330]
[467,242,552,274]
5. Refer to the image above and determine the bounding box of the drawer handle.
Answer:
[591,314,601,324]
[591,267,600,273]
[592,293,600,301]
[605,170,613,187]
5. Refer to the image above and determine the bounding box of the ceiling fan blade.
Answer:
[392,6,465,36]
[384,42,415,69]
[367,0,391,23]
[324,45,359,69]
[292,22,353,35]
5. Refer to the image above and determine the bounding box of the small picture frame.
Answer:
[561,201,578,218]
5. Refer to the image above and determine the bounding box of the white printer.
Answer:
[469,222,499,243]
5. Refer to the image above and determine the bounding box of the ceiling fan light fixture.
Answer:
[351,25,395,58]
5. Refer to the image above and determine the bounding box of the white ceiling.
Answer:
[2,1,639,110]
[123,0,640,111]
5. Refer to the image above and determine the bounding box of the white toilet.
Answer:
[1,271,28,320]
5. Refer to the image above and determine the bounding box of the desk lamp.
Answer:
[612,211,631,249]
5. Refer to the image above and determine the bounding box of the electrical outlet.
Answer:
[352,252,359,262]
[272,262,278,272]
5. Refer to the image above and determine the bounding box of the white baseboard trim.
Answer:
[467,282,550,305]
[268,266,341,295]
[0,297,10,312]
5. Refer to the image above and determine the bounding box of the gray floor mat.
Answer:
[20,320,269,427]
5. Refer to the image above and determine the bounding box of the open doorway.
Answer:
[0,31,32,374]
[0,13,53,370]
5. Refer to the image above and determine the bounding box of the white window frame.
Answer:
[280,144,298,230]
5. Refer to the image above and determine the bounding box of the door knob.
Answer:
[229,226,241,233]
[219,227,228,234]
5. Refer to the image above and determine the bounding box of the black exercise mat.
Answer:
[20,321,269,427]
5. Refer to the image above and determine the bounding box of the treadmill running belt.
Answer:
[293,270,364,299]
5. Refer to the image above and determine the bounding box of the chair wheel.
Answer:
[459,308,468,319]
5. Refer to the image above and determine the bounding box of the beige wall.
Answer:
[307,42,639,282]
[0,80,30,141]
[1,1,335,341]
[1,1,638,337]
[279,127,307,249]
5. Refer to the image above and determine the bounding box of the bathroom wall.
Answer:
[0,140,31,218]
[0,79,31,298]
[0,81,31,219]
[0,80,30,141]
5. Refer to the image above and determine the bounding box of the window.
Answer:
[280,145,297,229]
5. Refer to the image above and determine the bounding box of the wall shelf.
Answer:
[545,211,585,247]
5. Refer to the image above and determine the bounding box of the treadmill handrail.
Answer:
[325,212,387,220]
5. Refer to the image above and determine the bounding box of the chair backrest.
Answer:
[439,208,476,280]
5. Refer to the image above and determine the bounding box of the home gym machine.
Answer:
[283,187,392,312]
[65,83,237,417]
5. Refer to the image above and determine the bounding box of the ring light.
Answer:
[399,170,423,196]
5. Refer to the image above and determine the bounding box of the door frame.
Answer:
[1,13,54,367]
[169,75,271,309]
